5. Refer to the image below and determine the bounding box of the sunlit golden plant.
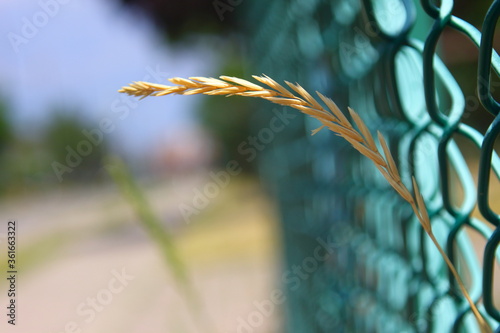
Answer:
[119,75,491,332]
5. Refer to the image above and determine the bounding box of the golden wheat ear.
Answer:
[119,75,491,332]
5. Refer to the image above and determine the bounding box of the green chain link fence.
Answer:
[246,0,500,331]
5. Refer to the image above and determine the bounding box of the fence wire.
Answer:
[247,0,500,331]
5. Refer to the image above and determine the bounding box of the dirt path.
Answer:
[0,176,282,333]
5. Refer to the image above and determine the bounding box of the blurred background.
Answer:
[0,1,283,332]
[0,0,500,332]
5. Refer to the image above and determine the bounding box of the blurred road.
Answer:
[0,175,282,333]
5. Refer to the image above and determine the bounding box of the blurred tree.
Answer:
[0,98,57,194]
[45,112,107,183]
[0,99,12,154]
[0,98,14,192]
[119,0,241,41]
[2,140,52,193]
[198,46,255,171]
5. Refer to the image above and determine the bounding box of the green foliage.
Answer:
[45,112,107,182]
[0,99,40,194]
[198,48,255,172]
[1,141,52,192]
[0,99,12,154]
[118,0,242,41]
[0,106,110,195]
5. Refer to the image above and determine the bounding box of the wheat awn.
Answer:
[119,75,490,332]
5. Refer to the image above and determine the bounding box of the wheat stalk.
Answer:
[119,75,491,332]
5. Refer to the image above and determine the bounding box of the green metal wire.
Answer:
[478,1,500,115]
[247,0,500,331]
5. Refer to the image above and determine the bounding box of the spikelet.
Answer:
[119,74,490,332]
[118,75,428,219]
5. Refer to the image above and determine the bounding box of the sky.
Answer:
[0,0,219,158]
